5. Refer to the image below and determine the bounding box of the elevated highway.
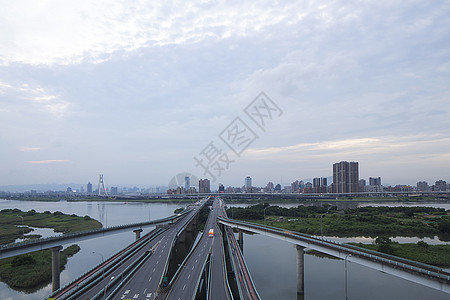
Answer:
[0,211,188,260]
[218,217,450,294]
[165,198,230,300]
[46,198,208,299]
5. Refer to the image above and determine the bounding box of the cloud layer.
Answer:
[0,0,449,187]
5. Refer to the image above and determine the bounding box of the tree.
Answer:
[438,219,450,234]
[375,236,395,255]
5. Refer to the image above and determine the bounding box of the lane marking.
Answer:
[153,268,156,273]
[149,276,152,282]
[183,284,186,290]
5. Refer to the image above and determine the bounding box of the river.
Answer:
[0,199,448,299]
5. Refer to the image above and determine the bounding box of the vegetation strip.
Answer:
[0,209,102,290]
[227,203,450,267]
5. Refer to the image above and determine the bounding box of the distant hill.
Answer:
[0,184,84,193]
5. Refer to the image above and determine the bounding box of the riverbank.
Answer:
[0,245,80,291]
[348,241,450,268]
[227,204,450,237]
[0,209,102,291]
[0,208,102,245]
[227,203,450,266]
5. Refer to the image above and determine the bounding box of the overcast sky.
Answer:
[1,0,449,189]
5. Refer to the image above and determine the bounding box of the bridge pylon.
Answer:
[97,174,107,196]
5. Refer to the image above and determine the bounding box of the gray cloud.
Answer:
[0,0,449,187]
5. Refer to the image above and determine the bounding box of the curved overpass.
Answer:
[218,216,450,294]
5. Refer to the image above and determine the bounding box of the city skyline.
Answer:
[1,2,449,187]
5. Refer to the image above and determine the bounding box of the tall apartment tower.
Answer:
[185,176,190,191]
[87,182,93,194]
[332,161,359,193]
[199,179,211,193]
[369,177,382,186]
[245,176,252,189]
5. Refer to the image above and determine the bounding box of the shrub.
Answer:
[11,255,36,267]
[417,241,429,248]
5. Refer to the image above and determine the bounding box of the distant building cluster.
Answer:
[1,165,449,197]
[166,178,210,195]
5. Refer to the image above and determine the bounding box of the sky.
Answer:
[0,0,449,189]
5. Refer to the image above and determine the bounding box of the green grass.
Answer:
[348,242,450,268]
[0,245,80,290]
[0,209,102,245]
[229,204,449,237]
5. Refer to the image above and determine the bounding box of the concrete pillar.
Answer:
[295,245,305,296]
[133,229,143,240]
[52,246,63,292]
[238,230,243,251]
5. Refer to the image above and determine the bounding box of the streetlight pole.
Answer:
[16,215,24,240]
[104,276,115,300]
[320,214,326,239]
[345,254,352,300]
[264,206,269,226]
[93,251,105,278]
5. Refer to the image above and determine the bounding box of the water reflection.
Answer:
[240,232,449,300]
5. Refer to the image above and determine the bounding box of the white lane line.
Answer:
[183,284,186,290]
[149,276,152,282]
[153,268,156,273]
[156,260,159,265]
[143,288,147,294]
[188,274,191,279]
[192,266,195,270]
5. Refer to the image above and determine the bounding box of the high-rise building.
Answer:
[87,182,93,193]
[359,179,366,189]
[369,177,382,186]
[313,177,328,193]
[199,179,211,193]
[265,182,275,192]
[110,186,118,194]
[435,180,447,191]
[245,176,252,189]
[332,161,359,193]
[417,181,429,191]
[185,176,190,191]
[291,180,300,193]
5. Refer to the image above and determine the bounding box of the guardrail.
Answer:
[223,223,260,300]
[0,210,190,256]
[218,217,450,284]
[157,202,207,293]
[47,227,166,299]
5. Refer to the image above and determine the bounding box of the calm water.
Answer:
[0,199,449,299]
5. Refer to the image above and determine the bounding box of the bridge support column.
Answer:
[133,229,143,240]
[295,245,305,296]
[52,246,63,292]
[238,230,244,251]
